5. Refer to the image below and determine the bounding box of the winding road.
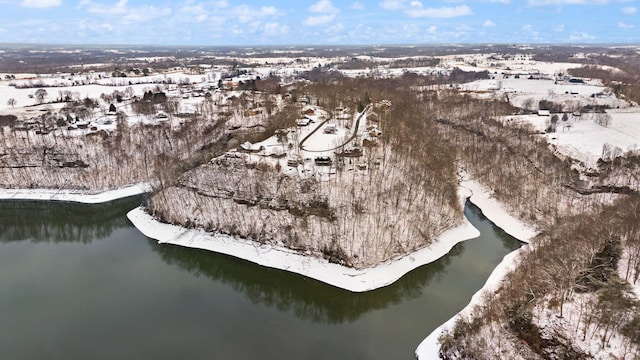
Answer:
[298,104,371,153]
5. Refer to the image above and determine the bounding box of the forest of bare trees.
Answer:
[146,76,465,268]
[438,195,640,359]
[140,68,639,272]
[424,82,640,358]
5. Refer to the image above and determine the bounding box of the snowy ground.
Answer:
[532,293,635,359]
[225,105,369,182]
[0,69,226,118]
[462,72,640,168]
[0,182,150,204]
[1,82,148,114]
[507,109,640,167]
[442,54,586,75]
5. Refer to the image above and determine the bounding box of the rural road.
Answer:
[298,103,371,153]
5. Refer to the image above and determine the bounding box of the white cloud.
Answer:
[21,0,61,8]
[211,0,228,7]
[328,22,344,33]
[621,6,637,14]
[180,3,205,14]
[528,0,609,5]
[569,31,595,41]
[79,0,128,15]
[176,3,212,23]
[427,25,437,33]
[235,5,281,23]
[260,6,278,16]
[309,0,339,13]
[350,1,364,10]
[521,24,539,37]
[79,0,170,24]
[305,0,338,25]
[618,21,635,28]
[402,23,419,31]
[380,0,406,10]
[77,19,116,34]
[410,1,422,7]
[406,5,472,18]
[304,14,336,26]
[263,22,289,35]
[122,6,171,23]
[483,20,496,27]
[554,24,565,32]
[230,25,243,36]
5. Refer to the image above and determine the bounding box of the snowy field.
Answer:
[442,54,586,75]
[508,109,640,167]
[549,110,640,166]
[0,70,225,116]
[0,82,151,114]
[460,69,640,168]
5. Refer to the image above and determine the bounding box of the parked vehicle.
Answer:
[314,156,333,166]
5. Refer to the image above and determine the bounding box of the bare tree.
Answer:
[593,112,612,127]
[34,88,48,104]
[521,98,535,113]
[546,114,559,133]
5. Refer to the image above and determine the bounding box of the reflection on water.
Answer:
[0,198,522,360]
[0,196,141,243]
[150,238,460,324]
[150,200,518,325]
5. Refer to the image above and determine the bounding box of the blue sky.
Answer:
[0,0,637,45]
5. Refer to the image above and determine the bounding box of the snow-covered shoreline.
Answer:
[0,182,151,204]
[414,178,537,359]
[126,206,480,292]
[123,179,497,293]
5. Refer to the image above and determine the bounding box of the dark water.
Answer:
[0,197,522,360]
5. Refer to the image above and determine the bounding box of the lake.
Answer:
[0,197,521,360]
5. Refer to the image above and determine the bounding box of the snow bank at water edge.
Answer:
[459,179,538,242]
[415,178,537,359]
[127,205,480,293]
[0,182,151,204]
[415,249,524,358]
